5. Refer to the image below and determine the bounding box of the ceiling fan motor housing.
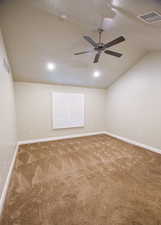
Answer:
[95,43,104,50]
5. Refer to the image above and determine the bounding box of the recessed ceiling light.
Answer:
[112,0,120,7]
[93,71,100,78]
[60,14,68,20]
[46,62,56,71]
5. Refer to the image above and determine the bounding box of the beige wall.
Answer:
[15,82,106,141]
[0,31,17,198]
[14,52,161,150]
[106,51,161,149]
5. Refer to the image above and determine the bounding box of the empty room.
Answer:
[1,0,161,224]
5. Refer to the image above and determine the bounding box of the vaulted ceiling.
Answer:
[0,0,161,88]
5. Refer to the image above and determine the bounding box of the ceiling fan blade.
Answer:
[74,50,91,55]
[84,36,97,47]
[103,36,125,49]
[104,50,122,57]
[94,53,100,63]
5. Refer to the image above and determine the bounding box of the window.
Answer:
[52,92,85,129]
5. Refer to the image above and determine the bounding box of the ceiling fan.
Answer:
[74,29,125,63]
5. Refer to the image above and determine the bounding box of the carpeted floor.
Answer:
[1,134,161,225]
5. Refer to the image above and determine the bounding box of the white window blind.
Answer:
[52,92,85,129]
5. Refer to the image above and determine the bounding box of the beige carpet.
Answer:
[1,134,161,225]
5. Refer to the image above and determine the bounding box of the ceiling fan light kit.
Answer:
[74,29,125,63]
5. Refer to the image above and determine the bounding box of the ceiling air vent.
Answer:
[138,11,161,23]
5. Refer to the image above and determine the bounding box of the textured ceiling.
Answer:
[0,0,161,88]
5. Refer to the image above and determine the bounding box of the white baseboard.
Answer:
[18,131,161,155]
[18,131,107,145]
[0,143,19,217]
[105,131,161,155]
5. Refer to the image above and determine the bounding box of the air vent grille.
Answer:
[138,11,161,23]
